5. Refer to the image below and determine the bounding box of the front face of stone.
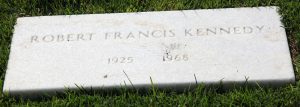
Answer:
[3,7,295,96]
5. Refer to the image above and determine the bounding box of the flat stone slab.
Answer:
[3,6,295,97]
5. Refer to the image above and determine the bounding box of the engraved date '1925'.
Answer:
[108,57,134,64]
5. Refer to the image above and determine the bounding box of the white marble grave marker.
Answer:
[3,6,295,97]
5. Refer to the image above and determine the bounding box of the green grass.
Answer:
[1,0,300,106]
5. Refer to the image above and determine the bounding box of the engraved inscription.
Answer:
[108,57,134,64]
[163,54,189,62]
[28,25,267,44]
[104,29,176,40]
[184,25,264,36]
[30,33,94,43]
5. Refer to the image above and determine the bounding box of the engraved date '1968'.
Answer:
[163,54,189,62]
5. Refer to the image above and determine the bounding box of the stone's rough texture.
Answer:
[3,6,295,97]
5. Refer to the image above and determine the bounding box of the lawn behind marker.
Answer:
[0,0,300,106]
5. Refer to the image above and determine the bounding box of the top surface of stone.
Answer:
[3,6,295,95]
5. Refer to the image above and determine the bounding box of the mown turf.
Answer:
[0,0,300,106]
